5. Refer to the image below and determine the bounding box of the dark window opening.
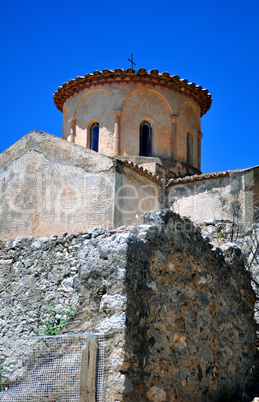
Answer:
[186,133,190,165]
[140,121,152,157]
[90,123,99,152]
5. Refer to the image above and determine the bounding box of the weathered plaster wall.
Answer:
[167,168,257,225]
[73,89,115,155]
[244,165,259,220]
[177,102,199,166]
[0,132,116,240]
[120,89,171,157]
[114,165,162,227]
[0,210,257,400]
[0,132,165,239]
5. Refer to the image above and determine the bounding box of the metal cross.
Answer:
[128,54,136,69]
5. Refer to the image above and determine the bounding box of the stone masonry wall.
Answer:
[0,210,258,400]
[0,227,129,400]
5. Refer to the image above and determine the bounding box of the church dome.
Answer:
[54,68,212,175]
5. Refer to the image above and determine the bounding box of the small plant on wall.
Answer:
[34,305,75,336]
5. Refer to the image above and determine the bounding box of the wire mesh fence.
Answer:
[0,333,105,401]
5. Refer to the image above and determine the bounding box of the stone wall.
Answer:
[0,210,257,400]
[0,226,128,400]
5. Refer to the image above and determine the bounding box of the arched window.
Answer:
[186,132,190,165]
[186,131,193,165]
[90,122,99,152]
[140,121,152,157]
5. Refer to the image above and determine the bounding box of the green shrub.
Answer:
[34,305,75,336]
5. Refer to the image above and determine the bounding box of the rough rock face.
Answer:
[198,219,259,326]
[123,211,258,400]
[0,210,258,400]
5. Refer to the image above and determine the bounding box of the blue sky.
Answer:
[1,0,258,173]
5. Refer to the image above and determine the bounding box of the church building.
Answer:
[0,68,257,240]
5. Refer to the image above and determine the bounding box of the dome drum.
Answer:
[54,68,211,176]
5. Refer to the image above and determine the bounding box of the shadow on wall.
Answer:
[121,210,258,401]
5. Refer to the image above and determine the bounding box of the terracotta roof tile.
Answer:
[124,162,230,187]
[166,171,229,187]
[124,161,163,184]
[53,68,212,116]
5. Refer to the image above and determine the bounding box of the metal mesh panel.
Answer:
[0,333,104,401]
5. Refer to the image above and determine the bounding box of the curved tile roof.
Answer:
[53,68,212,116]
[124,160,163,184]
[166,171,229,187]
[124,161,229,186]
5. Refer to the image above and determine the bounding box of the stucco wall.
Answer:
[0,132,163,239]
[0,132,116,240]
[72,89,114,155]
[177,102,199,166]
[114,165,162,227]
[167,168,257,225]
[120,89,171,157]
